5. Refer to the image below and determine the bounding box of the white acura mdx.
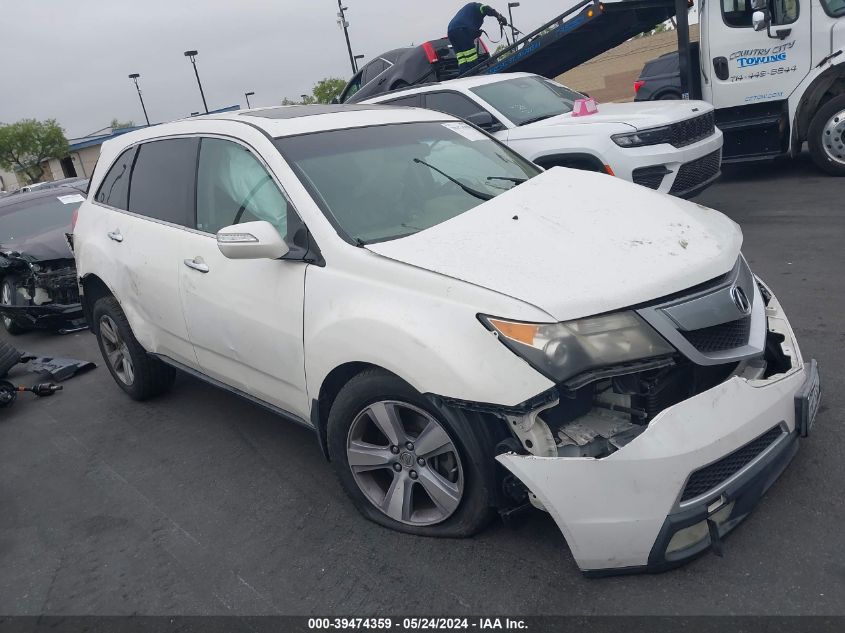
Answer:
[364,72,724,198]
[73,104,819,575]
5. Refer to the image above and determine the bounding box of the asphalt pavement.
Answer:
[0,152,843,616]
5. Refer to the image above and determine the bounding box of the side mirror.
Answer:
[331,96,340,104]
[216,220,289,260]
[465,111,498,130]
[752,10,770,31]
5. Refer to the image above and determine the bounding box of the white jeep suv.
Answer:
[364,72,724,198]
[73,104,818,575]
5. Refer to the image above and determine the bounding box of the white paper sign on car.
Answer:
[57,194,85,204]
[442,122,487,142]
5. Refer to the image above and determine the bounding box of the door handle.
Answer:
[183,257,210,273]
[713,57,729,81]
[107,230,123,243]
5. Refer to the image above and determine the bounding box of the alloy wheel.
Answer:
[822,109,845,166]
[99,315,134,385]
[346,400,464,526]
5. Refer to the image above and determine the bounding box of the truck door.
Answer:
[702,0,811,109]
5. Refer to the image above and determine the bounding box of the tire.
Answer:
[327,369,492,537]
[92,296,176,400]
[808,94,845,176]
[1,277,30,335]
[0,339,22,378]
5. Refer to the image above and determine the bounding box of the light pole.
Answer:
[244,91,254,108]
[508,2,521,44]
[183,50,209,114]
[128,73,150,126]
[354,54,365,72]
[336,0,357,74]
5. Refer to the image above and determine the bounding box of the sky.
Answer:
[0,0,576,139]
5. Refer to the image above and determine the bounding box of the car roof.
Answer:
[363,72,545,101]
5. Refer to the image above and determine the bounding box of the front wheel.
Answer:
[1,278,30,335]
[808,94,845,176]
[327,369,491,537]
[92,296,176,400]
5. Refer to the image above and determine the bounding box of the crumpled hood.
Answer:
[0,225,74,263]
[366,168,742,322]
[528,100,713,131]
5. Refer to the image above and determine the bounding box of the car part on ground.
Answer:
[363,72,723,197]
[0,189,84,334]
[0,339,23,377]
[73,105,816,574]
[0,380,63,409]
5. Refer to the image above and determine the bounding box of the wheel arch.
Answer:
[793,64,845,150]
[80,273,116,333]
[534,152,608,172]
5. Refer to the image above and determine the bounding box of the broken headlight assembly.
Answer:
[480,311,675,383]
[611,125,673,148]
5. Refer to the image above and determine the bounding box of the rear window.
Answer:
[0,196,78,244]
[128,138,199,227]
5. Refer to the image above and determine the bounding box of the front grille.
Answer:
[681,426,784,502]
[670,111,715,148]
[632,165,667,190]
[669,149,722,195]
[680,315,751,353]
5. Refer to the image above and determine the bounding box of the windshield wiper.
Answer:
[519,114,557,126]
[413,158,493,201]
[487,176,527,185]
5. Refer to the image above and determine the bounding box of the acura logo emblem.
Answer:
[731,286,751,315]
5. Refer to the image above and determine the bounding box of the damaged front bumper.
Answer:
[496,288,819,574]
[0,302,85,332]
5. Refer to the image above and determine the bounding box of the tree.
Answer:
[311,78,346,104]
[110,118,135,130]
[0,119,69,184]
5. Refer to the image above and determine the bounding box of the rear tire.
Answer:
[1,278,30,335]
[808,94,845,176]
[327,369,491,537]
[92,296,176,400]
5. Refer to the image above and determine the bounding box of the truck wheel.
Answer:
[327,369,491,537]
[0,339,22,378]
[1,278,30,335]
[92,296,176,400]
[808,94,845,176]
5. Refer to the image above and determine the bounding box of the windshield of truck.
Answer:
[820,0,845,15]
[275,121,540,244]
[470,76,586,126]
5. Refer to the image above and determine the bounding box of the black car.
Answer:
[0,187,85,334]
[340,37,489,104]
[634,42,700,101]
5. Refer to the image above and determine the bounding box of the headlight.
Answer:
[611,125,673,148]
[480,311,674,383]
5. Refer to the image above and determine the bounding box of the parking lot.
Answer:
[0,153,842,616]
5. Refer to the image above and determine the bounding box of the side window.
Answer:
[772,0,799,23]
[128,138,199,227]
[362,59,388,84]
[95,146,136,209]
[424,92,489,120]
[196,138,290,238]
[384,94,422,107]
[341,72,363,102]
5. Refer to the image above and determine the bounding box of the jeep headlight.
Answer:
[611,125,673,148]
[480,311,674,383]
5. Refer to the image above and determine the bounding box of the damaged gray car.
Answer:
[0,187,85,334]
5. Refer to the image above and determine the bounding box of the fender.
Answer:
[533,151,607,172]
[790,60,845,153]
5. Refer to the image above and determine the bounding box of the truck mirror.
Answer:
[752,10,769,31]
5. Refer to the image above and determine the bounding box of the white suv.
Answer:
[73,104,818,575]
[364,72,724,198]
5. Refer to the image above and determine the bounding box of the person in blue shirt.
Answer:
[448,3,507,71]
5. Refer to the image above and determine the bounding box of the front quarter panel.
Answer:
[303,249,555,408]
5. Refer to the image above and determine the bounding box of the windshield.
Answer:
[470,76,585,126]
[275,121,540,244]
[820,0,845,15]
[0,196,78,244]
